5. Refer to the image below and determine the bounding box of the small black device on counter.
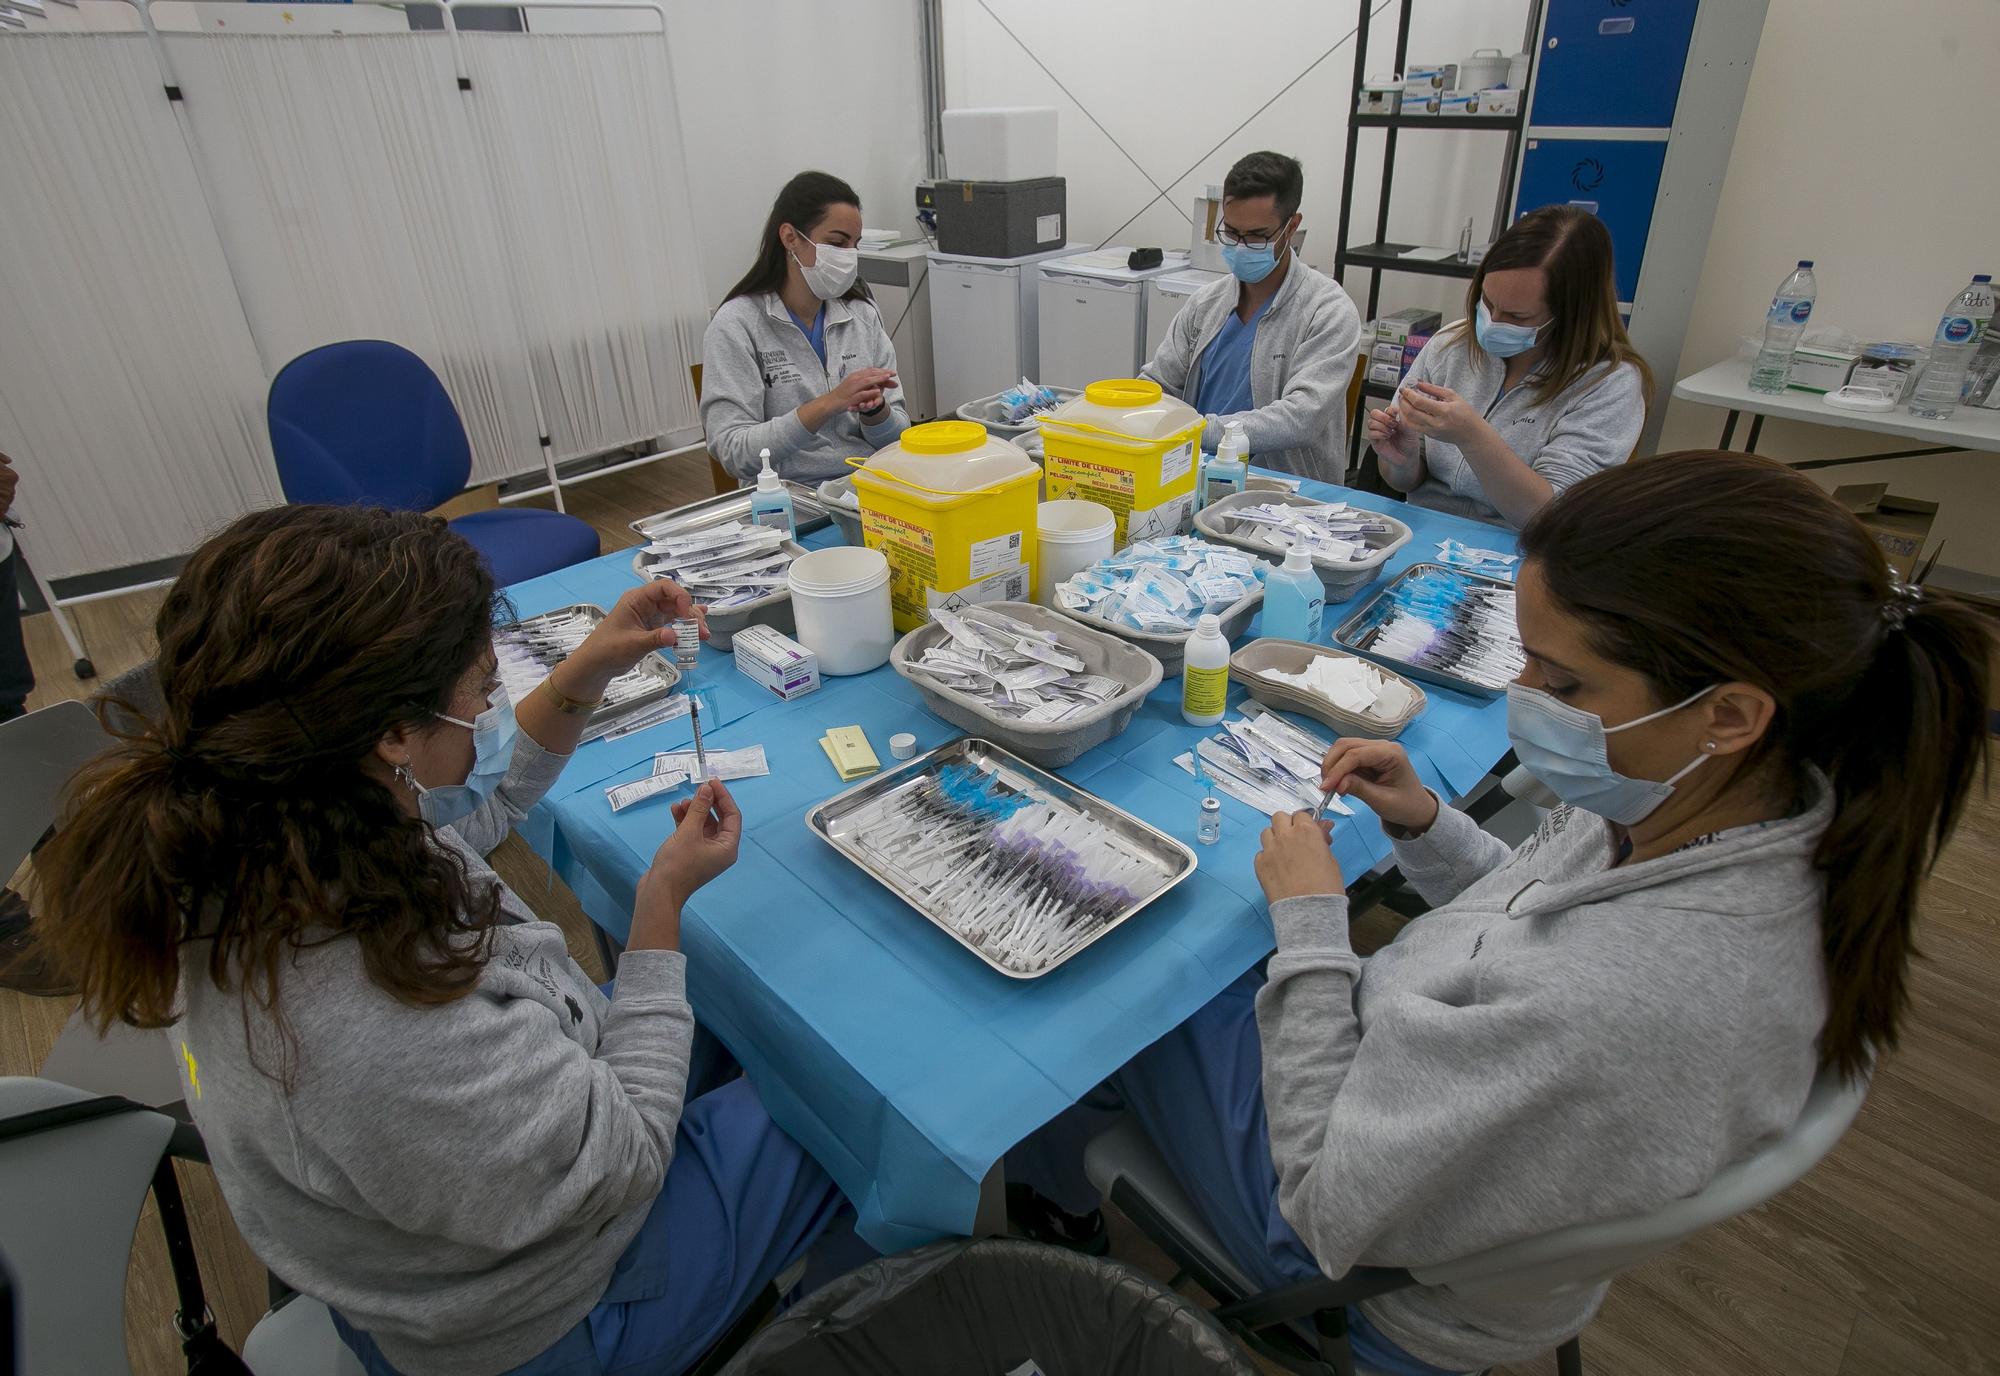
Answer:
[1126,248,1163,271]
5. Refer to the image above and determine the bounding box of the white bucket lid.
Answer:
[788,545,890,597]
[1038,499,1115,541]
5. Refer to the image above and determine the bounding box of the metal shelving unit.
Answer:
[1332,0,1544,481]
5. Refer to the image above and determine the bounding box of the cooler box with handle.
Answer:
[849,421,1042,633]
[1037,380,1204,548]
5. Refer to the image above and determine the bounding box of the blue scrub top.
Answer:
[1191,293,1273,437]
[788,304,828,368]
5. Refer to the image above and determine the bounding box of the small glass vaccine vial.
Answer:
[672,617,700,671]
[1198,795,1222,846]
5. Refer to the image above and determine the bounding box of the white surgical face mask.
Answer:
[791,236,859,301]
[1506,683,1715,825]
[414,686,517,827]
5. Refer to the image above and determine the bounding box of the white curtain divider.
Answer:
[0,33,278,579]
[160,29,548,485]
[457,28,707,463]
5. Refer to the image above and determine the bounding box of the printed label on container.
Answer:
[969,529,1025,580]
[751,508,792,533]
[1159,439,1196,487]
[1035,213,1062,241]
[1127,493,1195,542]
[1182,663,1229,719]
[925,564,1031,613]
[863,509,941,627]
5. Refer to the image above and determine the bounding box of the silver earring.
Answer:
[1704,741,1718,752]
[393,762,419,791]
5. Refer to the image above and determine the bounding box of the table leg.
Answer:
[1719,410,1740,449]
[1745,413,1765,454]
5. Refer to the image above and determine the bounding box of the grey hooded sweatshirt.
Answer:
[1258,778,1833,1370]
[173,735,697,1376]
[1141,255,1363,482]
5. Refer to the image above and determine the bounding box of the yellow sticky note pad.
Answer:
[819,726,880,781]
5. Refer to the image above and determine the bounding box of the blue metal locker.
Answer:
[1514,138,1669,303]
[1529,0,1701,129]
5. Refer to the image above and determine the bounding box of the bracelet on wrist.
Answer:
[539,672,604,717]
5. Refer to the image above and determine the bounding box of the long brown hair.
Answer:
[1461,204,1654,405]
[35,506,508,1072]
[1520,452,1995,1078]
[722,170,870,307]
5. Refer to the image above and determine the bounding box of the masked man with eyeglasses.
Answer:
[1141,151,1363,482]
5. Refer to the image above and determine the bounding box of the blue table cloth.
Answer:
[510,480,1519,1252]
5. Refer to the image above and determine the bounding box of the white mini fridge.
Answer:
[1144,267,1229,361]
[859,242,937,422]
[1034,251,1180,391]
[928,244,1074,414]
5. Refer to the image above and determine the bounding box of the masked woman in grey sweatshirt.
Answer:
[1367,206,1651,530]
[1022,453,1994,1374]
[701,171,910,485]
[37,507,851,1376]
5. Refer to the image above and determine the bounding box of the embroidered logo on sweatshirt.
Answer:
[564,995,584,1027]
[1469,930,1488,961]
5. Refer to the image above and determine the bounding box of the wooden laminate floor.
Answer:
[5,454,1996,1374]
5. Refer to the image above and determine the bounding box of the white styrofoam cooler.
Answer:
[942,106,1058,182]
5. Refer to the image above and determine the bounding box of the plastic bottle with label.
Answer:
[1909,275,1996,421]
[1749,261,1818,394]
[1181,613,1230,726]
[1198,422,1249,510]
[1261,547,1325,642]
[750,448,796,536]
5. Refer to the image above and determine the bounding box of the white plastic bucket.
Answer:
[787,546,895,676]
[1035,500,1115,608]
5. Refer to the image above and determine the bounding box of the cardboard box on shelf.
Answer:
[1833,484,1941,583]
[1376,308,1443,347]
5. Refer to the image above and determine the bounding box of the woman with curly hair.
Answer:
[36,505,848,1376]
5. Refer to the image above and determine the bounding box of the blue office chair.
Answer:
[267,340,600,585]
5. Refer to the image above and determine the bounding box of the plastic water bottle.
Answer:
[1261,547,1325,642]
[1909,275,1996,421]
[1199,421,1249,510]
[1181,614,1230,727]
[1749,261,1818,394]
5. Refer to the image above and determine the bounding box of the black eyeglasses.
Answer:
[1216,224,1289,249]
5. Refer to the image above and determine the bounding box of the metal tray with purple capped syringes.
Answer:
[806,738,1198,980]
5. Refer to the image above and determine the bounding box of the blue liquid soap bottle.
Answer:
[1199,420,1249,510]
[750,447,796,536]
[1262,547,1325,642]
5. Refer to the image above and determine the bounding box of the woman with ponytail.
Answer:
[1019,451,1994,1375]
[35,506,849,1376]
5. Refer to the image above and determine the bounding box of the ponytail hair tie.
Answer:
[1881,581,1922,631]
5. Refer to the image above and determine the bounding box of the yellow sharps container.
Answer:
[1037,379,1205,547]
[849,420,1042,632]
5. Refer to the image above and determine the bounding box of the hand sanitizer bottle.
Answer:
[749,448,796,537]
[1199,421,1249,510]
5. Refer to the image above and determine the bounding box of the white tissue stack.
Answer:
[1269,654,1415,720]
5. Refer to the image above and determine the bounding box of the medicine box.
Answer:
[1468,88,1520,116]
[733,624,820,701]
[1785,346,1859,395]
[1357,83,1403,116]
[1370,339,1407,366]
[1438,93,1477,117]
[1376,308,1443,347]
[1402,64,1457,93]
[942,106,1058,182]
[1402,334,1433,374]
[1369,360,1404,387]
[925,177,1067,258]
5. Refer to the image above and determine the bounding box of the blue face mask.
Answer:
[415,687,518,827]
[1221,223,1291,285]
[1475,299,1547,358]
[1505,683,1714,825]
